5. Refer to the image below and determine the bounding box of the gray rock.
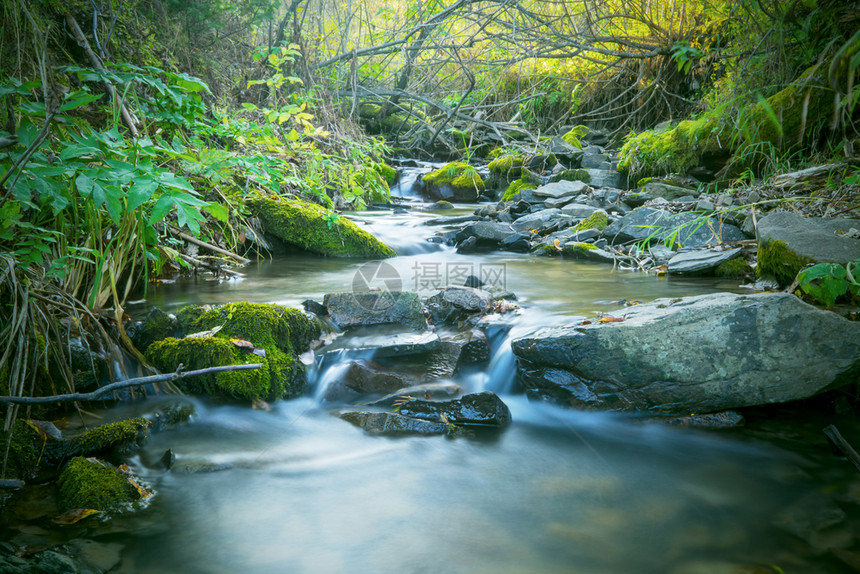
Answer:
[603,207,746,247]
[337,410,453,435]
[642,182,696,201]
[445,328,491,364]
[512,292,860,414]
[649,244,675,264]
[128,307,177,353]
[548,136,582,159]
[695,199,715,212]
[623,191,652,207]
[513,189,545,204]
[398,391,512,426]
[324,359,412,402]
[435,285,493,312]
[757,212,860,280]
[424,214,481,226]
[560,203,602,218]
[500,232,531,252]
[593,188,621,205]
[544,196,576,209]
[456,236,478,253]
[584,169,621,189]
[570,228,601,242]
[456,221,516,244]
[532,180,589,199]
[321,328,440,358]
[324,291,427,330]
[512,209,562,232]
[667,247,742,274]
[581,154,611,170]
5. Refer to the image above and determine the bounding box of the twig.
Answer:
[178,253,241,276]
[0,364,263,405]
[824,424,860,475]
[169,226,251,264]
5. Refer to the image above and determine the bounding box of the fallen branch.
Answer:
[178,253,241,276]
[169,226,251,264]
[0,364,263,405]
[824,424,860,475]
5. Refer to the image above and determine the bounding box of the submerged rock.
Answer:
[512,292,860,414]
[249,197,395,258]
[398,391,512,427]
[336,410,457,436]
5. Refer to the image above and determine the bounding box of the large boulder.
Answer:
[531,180,588,200]
[249,198,395,258]
[324,291,427,330]
[511,292,860,414]
[603,206,746,247]
[422,162,485,202]
[756,211,860,285]
[667,247,743,274]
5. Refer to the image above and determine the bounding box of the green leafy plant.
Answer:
[797,259,860,306]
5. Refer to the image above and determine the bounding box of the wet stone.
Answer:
[324,291,426,330]
[398,391,512,427]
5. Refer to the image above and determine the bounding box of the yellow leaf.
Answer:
[127,476,154,499]
[598,316,624,323]
[52,508,102,525]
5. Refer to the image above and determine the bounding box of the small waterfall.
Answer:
[390,161,445,199]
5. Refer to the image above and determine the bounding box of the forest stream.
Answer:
[4,170,859,574]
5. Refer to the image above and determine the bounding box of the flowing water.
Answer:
[5,194,860,573]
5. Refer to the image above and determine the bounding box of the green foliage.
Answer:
[797,260,860,306]
[0,420,41,479]
[561,125,589,149]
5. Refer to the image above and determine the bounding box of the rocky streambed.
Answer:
[2,151,860,572]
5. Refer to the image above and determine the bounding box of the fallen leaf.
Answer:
[598,316,624,323]
[51,508,102,525]
[252,398,271,411]
[186,325,223,339]
[127,476,154,499]
[578,320,592,325]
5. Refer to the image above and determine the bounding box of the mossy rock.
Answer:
[575,211,608,232]
[0,420,41,479]
[550,169,591,184]
[58,457,138,512]
[488,155,524,179]
[501,169,543,201]
[561,242,598,257]
[715,258,752,278]
[373,162,398,186]
[249,197,395,258]
[147,302,321,401]
[422,162,485,202]
[63,418,152,459]
[561,126,589,149]
[757,239,812,286]
[531,243,562,257]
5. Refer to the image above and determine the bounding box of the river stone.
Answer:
[757,211,860,284]
[560,203,602,218]
[398,391,512,426]
[320,328,440,358]
[544,196,576,209]
[444,328,491,364]
[532,180,588,199]
[561,243,616,263]
[511,292,860,414]
[426,286,493,325]
[667,247,742,274]
[500,232,531,252]
[455,221,516,244]
[327,359,411,401]
[603,207,746,247]
[128,307,177,353]
[424,214,481,226]
[324,291,426,330]
[512,209,561,232]
[337,410,452,435]
[642,181,696,201]
[583,168,620,189]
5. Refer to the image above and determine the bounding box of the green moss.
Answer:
[147,337,274,400]
[757,239,812,286]
[176,305,205,334]
[488,155,524,179]
[549,169,591,184]
[422,162,485,200]
[531,243,562,256]
[69,418,152,457]
[637,177,654,187]
[348,165,391,207]
[561,125,589,149]
[617,107,731,181]
[574,211,608,232]
[715,258,752,278]
[58,457,138,512]
[487,147,505,159]
[150,302,321,400]
[433,200,454,209]
[249,197,395,258]
[373,163,398,186]
[501,168,542,201]
[0,420,40,479]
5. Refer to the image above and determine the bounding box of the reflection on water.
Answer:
[76,207,860,573]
